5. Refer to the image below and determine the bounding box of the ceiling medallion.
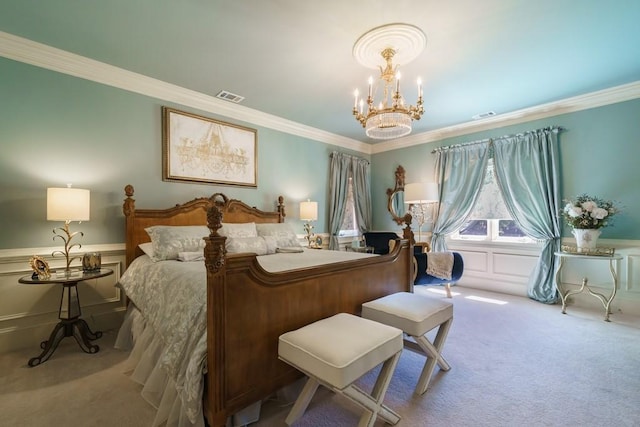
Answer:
[352,24,427,140]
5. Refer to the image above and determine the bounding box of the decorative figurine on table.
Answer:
[82,252,102,272]
[29,256,51,280]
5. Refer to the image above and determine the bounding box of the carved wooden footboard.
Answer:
[122,186,413,427]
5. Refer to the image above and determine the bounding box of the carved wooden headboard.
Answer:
[122,185,285,267]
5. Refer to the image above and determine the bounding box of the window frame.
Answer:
[449,159,535,245]
[338,176,360,238]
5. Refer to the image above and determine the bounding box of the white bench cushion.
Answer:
[278,313,402,390]
[362,292,453,337]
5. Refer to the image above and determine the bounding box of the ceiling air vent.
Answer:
[216,90,245,103]
[472,111,496,120]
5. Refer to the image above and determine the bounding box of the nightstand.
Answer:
[19,268,114,367]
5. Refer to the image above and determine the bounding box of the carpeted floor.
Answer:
[0,328,156,427]
[1,286,638,426]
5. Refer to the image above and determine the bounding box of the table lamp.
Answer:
[47,185,90,272]
[404,182,438,243]
[300,199,318,247]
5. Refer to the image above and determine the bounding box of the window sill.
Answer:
[447,238,543,255]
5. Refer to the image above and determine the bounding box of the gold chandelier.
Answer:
[353,48,423,139]
[352,24,427,140]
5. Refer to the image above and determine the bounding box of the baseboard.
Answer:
[0,307,126,354]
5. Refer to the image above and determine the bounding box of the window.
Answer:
[452,160,534,244]
[339,177,359,237]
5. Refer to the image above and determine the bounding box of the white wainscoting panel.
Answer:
[457,249,489,273]
[448,238,640,317]
[0,244,126,354]
[448,241,540,297]
[624,253,640,293]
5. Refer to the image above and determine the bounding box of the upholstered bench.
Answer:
[362,292,453,395]
[413,250,464,298]
[278,313,403,427]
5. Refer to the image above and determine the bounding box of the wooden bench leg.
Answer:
[414,317,453,395]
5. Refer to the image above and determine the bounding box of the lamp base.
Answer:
[51,221,84,271]
[303,221,315,248]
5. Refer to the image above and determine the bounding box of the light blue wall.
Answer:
[0,58,363,250]
[371,98,640,239]
[2,56,639,250]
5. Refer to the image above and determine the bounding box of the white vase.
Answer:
[572,228,601,251]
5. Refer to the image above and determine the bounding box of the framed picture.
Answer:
[162,107,257,187]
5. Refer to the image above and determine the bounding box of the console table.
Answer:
[19,268,113,366]
[554,252,622,322]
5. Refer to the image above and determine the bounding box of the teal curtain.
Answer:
[431,143,490,251]
[493,128,562,303]
[328,152,372,250]
[352,156,373,233]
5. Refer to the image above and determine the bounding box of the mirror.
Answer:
[387,165,412,226]
[392,191,405,218]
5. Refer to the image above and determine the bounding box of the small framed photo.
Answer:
[162,107,257,187]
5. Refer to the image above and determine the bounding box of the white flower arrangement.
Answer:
[560,194,619,230]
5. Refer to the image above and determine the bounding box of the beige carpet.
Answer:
[0,329,156,427]
[1,287,638,427]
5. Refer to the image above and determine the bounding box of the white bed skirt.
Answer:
[115,304,206,427]
[115,305,261,427]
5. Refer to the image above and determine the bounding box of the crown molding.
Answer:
[371,81,640,154]
[0,31,369,154]
[2,31,639,157]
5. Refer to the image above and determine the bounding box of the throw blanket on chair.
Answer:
[426,251,454,280]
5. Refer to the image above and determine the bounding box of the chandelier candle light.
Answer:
[47,185,90,272]
[352,24,427,140]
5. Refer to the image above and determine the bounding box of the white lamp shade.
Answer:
[299,200,318,221]
[47,187,90,222]
[404,182,439,204]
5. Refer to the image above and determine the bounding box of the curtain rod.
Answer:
[431,125,565,154]
[330,150,370,164]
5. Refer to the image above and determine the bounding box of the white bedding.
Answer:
[118,256,208,425]
[117,248,378,426]
[257,247,376,271]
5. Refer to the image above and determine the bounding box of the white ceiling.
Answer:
[2,1,640,146]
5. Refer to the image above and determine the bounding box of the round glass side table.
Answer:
[19,268,113,366]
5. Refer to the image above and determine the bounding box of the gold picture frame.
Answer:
[29,256,51,279]
[162,107,257,187]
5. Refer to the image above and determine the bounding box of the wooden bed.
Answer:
[122,184,413,427]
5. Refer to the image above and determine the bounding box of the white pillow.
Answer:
[177,251,205,262]
[145,225,208,261]
[226,236,268,255]
[262,235,278,255]
[139,242,155,258]
[219,222,258,238]
[255,223,302,248]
